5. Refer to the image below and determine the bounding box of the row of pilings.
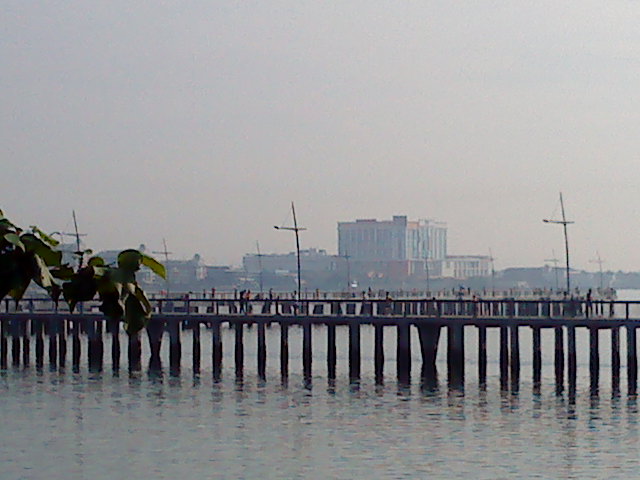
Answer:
[1,314,639,397]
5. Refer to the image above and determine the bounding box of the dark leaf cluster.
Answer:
[0,209,166,335]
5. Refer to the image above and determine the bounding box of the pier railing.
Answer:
[1,297,638,397]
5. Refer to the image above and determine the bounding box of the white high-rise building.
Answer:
[337,216,447,278]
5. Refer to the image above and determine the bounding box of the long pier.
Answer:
[1,297,636,396]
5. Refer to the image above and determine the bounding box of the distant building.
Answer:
[337,215,447,279]
[243,248,338,275]
[441,255,491,280]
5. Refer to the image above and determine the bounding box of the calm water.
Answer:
[3,291,640,479]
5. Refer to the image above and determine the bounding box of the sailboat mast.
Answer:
[559,193,571,293]
[256,241,264,294]
[291,202,302,300]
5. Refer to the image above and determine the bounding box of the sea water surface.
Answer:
[2,291,640,479]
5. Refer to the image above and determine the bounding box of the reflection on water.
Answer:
[1,366,640,480]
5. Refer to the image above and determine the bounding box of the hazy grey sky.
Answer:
[3,1,640,270]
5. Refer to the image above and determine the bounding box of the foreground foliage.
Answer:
[0,209,165,334]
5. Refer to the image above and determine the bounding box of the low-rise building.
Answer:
[441,255,491,279]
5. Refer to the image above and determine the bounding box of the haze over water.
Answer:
[2,291,640,479]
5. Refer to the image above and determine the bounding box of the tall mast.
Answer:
[152,238,172,297]
[291,202,301,300]
[543,192,574,293]
[256,241,264,294]
[274,202,306,301]
[590,251,605,291]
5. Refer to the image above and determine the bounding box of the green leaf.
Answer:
[88,256,105,267]
[117,249,142,273]
[141,254,166,279]
[0,218,16,234]
[32,254,54,290]
[124,294,149,335]
[21,234,62,266]
[8,273,31,301]
[4,233,25,252]
[30,226,60,247]
[51,264,75,280]
[133,285,152,315]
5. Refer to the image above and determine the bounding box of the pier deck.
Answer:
[1,297,637,396]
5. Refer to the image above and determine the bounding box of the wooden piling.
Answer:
[58,319,66,368]
[510,325,520,392]
[447,325,464,388]
[567,325,577,397]
[168,320,182,375]
[72,319,81,372]
[612,327,620,394]
[35,319,44,369]
[627,326,637,395]
[88,319,104,372]
[48,317,58,369]
[349,321,361,382]
[532,326,541,391]
[193,321,201,375]
[554,327,564,395]
[110,320,120,372]
[589,327,599,395]
[374,323,384,385]
[128,331,142,372]
[327,323,336,380]
[234,321,243,379]
[478,326,487,386]
[21,319,30,367]
[280,322,289,381]
[257,321,266,380]
[417,325,441,390]
[146,318,163,371]
[0,318,7,369]
[499,326,509,390]
[397,321,411,385]
[303,320,312,383]
[211,321,222,381]
[11,318,20,366]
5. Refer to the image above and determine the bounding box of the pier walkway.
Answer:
[1,297,637,396]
